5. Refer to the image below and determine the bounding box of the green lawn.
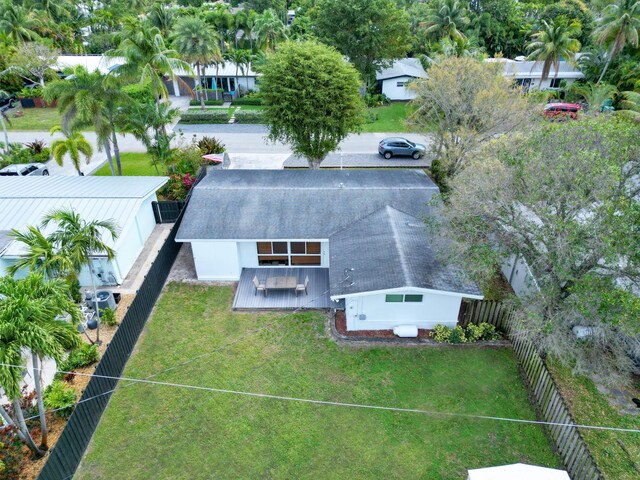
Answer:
[361,102,416,133]
[548,361,640,480]
[77,284,559,479]
[5,107,63,131]
[93,153,158,176]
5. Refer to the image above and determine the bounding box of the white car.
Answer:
[0,163,49,176]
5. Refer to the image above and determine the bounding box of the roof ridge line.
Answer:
[386,206,413,287]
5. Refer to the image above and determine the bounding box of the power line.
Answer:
[3,362,640,435]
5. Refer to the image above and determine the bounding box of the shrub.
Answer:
[189,99,224,106]
[471,322,501,341]
[60,343,99,372]
[179,110,229,124]
[161,173,196,200]
[232,97,263,106]
[234,110,265,124]
[43,380,77,418]
[431,324,452,343]
[197,136,226,155]
[0,426,22,479]
[101,307,117,326]
[364,93,390,107]
[365,111,379,124]
[449,325,467,344]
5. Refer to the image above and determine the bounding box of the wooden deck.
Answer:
[232,268,332,310]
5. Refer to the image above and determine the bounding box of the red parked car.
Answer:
[543,103,581,120]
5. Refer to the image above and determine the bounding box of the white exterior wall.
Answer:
[341,288,463,331]
[191,240,330,281]
[0,351,57,405]
[382,76,416,100]
[192,241,241,280]
[517,77,579,92]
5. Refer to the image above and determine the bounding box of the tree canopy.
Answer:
[437,117,640,383]
[259,40,364,168]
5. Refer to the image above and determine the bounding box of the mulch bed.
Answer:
[334,310,431,339]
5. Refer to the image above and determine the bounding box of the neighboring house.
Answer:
[0,176,168,286]
[376,58,428,101]
[486,57,584,92]
[55,54,258,98]
[176,170,482,332]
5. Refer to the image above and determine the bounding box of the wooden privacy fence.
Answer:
[462,299,602,480]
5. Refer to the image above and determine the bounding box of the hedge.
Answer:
[189,99,225,106]
[179,110,229,124]
[231,97,263,106]
[234,110,266,124]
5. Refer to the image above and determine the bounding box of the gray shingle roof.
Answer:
[176,170,439,240]
[329,206,482,298]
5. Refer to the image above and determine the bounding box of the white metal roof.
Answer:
[0,176,168,256]
[486,58,584,80]
[56,55,125,74]
[467,463,570,480]
[376,58,427,81]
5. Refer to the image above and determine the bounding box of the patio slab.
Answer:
[232,267,333,310]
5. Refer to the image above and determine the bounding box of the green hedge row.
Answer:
[231,97,263,106]
[234,110,266,124]
[189,99,224,106]
[179,110,229,124]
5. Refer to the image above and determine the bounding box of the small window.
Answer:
[385,294,404,303]
[272,242,288,254]
[307,242,321,254]
[290,242,306,254]
[396,81,405,87]
[257,242,271,254]
[404,295,423,302]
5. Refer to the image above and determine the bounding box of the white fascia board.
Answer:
[176,238,329,243]
[330,286,484,301]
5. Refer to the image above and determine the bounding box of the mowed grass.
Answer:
[5,107,63,131]
[77,284,559,480]
[361,102,417,133]
[548,361,640,480]
[93,152,158,176]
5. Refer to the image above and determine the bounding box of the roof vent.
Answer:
[406,222,422,228]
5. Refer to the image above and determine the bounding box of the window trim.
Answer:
[385,294,424,303]
[256,241,322,266]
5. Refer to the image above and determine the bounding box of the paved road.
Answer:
[7,125,431,174]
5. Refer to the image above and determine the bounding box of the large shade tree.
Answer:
[436,118,640,384]
[313,0,411,84]
[260,40,364,169]
[0,273,81,455]
[594,0,640,83]
[526,19,581,88]
[408,57,531,187]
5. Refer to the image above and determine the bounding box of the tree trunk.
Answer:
[103,138,115,176]
[31,353,48,451]
[235,65,239,97]
[0,403,33,447]
[597,47,614,85]
[88,260,102,345]
[307,157,322,169]
[198,64,206,110]
[12,398,45,457]
[110,123,122,176]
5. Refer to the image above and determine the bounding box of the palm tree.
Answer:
[569,82,617,113]
[225,48,252,96]
[0,2,40,43]
[7,225,74,279]
[254,9,287,51]
[244,11,258,52]
[594,0,640,83]
[42,209,118,346]
[0,273,81,454]
[147,2,175,38]
[526,19,581,88]
[45,67,128,176]
[233,10,247,49]
[618,90,640,121]
[171,16,222,110]
[50,126,93,175]
[107,18,191,103]
[422,0,469,42]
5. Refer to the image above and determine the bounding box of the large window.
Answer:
[257,242,322,266]
[549,78,563,89]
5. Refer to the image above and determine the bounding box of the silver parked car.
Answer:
[0,163,49,176]
[378,137,427,159]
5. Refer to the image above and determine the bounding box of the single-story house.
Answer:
[486,57,584,92]
[176,170,482,332]
[55,55,258,99]
[0,176,168,286]
[376,58,427,101]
